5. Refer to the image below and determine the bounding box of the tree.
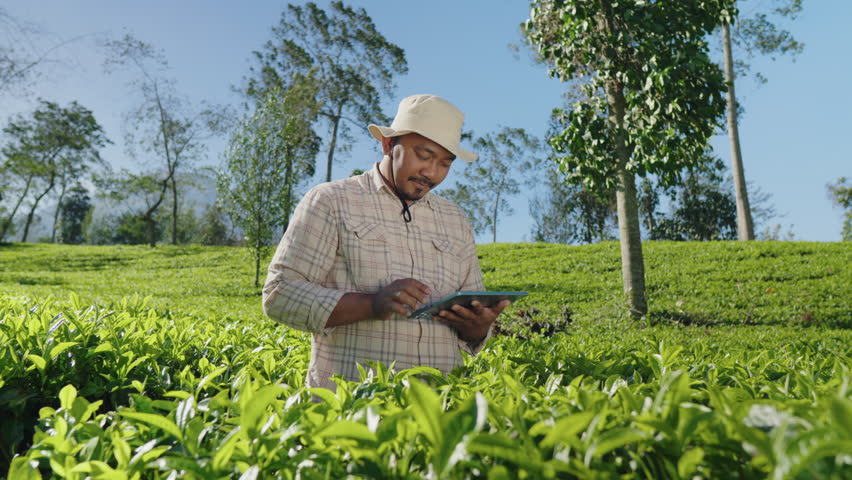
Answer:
[58,184,91,244]
[94,170,171,246]
[0,100,107,242]
[104,34,230,246]
[443,128,540,243]
[0,7,82,97]
[530,166,616,244]
[526,0,733,317]
[197,204,232,246]
[219,84,320,287]
[721,0,805,240]
[647,156,778,241]
[827,177,852,241]
[246,1,407,182]
[651,160,738,241]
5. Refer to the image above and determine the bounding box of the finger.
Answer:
[390,303,410,316]
[395,290,419,310]
[438,308,468,324]
[470,300,486,315]
[449,304,477,320]
[401,278,432,296]
[399,287,427,305]
[489,300,511,316]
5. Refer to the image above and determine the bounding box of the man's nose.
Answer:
[420,160,437,179]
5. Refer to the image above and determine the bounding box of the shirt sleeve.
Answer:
[455,214,491,356]
[262,186,345,335]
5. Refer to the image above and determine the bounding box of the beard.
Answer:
[398,176,435,201]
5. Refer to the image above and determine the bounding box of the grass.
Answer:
[1,240,849,328]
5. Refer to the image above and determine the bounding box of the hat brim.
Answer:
[368,124,478,163]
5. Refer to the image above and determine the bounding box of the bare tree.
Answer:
[104,34,231,246]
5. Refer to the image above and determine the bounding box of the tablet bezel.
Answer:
[408,291,528,319]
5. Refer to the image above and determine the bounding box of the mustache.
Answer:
[408,176,435,188]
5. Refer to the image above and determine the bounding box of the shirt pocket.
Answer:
[340,218,392,293]
[429,236,467,297]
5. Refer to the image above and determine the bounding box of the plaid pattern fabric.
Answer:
[263,164,486,390]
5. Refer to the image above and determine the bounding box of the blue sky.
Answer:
[4,0,850,243]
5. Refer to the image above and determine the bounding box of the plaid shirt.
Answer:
[263,164,486,390]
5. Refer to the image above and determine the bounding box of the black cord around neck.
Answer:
[378,161,412,223]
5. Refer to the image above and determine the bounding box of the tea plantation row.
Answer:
[1,241,850,478]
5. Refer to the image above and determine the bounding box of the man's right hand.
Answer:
[371,278,431,320]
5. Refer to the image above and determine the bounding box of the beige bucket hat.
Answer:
[368,94,478,163]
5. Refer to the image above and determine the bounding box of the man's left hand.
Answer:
[434,300,510,343]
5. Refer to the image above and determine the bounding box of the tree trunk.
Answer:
[324,104,344,182]
[171,177,178,244]
[0,174,34,240]
[723,22,755,241]
[51,180,68,243]
[606,79,647,318]
[254,246,261,288]
[492,190,500,243]
[21,173,56,242]
[143,175,171,247]
[283,147,293,235]
[615,168,647,318]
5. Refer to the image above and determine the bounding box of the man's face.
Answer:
[382,133,455,202]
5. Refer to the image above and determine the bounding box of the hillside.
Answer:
[1,241,849,327]
[2,241,851,478]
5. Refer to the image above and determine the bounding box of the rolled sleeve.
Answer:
[262,186,343,335]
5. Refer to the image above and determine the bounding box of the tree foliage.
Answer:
[0,7,80,97]
[442,127,540,243]
[58,184,91,245]
[219,83,320,286]
[530,166,615,244]
[246,1,407,182]
[827,177,852,241]
[526,0,735,317]
[0,99,107,242]
[103,34,231,246]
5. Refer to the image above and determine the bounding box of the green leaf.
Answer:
[8,457,43,480]
[241,385,285,438]
[196,365,228,393]
[26,354,46,372]
[212,427,243,472]
[119,410,183,442]
[406,379,442,446]
[585,427,646,461]
[677,447,704,478]
[469,433,542,471]
[163,390,191,400]
[829,396,852,437]
[175,395,196,431]
[69,460,127,480]
[307,387,340,409]
[59,384,77,410]
[540,410,597,448]
[49,341,78,359]
[318,420,376,443]
[93,342,114,353]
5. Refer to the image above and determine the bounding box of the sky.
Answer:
[3,0,850,243]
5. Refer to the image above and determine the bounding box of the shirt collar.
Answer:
[368,163,435,210]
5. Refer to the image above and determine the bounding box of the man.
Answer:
[262,94,510,390]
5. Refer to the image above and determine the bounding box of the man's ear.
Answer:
[381,136,393,155]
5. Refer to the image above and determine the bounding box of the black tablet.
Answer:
[408,291,528,320]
